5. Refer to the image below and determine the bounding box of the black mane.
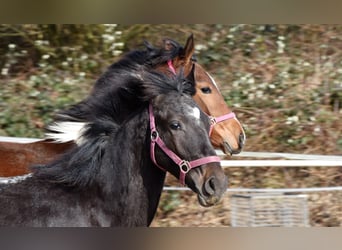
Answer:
[51,38,195,126]
[143,39,183,66]
[34,70,195,188]
[140,67,195,100]
[93,38,186,91]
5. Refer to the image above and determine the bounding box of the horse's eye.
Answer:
[169,121,181,130]
[201,87,212,94]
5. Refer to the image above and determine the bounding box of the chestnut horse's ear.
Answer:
[181,34,195,65]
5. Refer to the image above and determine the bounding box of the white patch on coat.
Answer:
[184,105,201,123]
[191,107,201,120]
[0,173,32,184]
[45,121,87,145]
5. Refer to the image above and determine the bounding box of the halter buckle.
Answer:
[209,116,217,125]
[179,160,191,174]
[151,130,159,141]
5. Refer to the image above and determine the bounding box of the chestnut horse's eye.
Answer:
[201,87,212,94]
[169,121,181,130]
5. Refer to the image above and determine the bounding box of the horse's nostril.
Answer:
[204,177,217,196]
[239,133,245,148]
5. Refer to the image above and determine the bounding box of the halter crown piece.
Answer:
[167,60,176,74]
[149,104,221,186]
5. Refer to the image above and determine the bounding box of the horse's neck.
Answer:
[103,111,166,225]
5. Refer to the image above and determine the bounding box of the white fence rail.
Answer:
[216,150,342,168]
[220,159,341,167]
[219,150,342,160]
[1,136,342,193]
[163,150,342,193]
[163,186,342,193]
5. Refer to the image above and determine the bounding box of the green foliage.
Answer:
[0,24,124,137]
[0,24,341,153]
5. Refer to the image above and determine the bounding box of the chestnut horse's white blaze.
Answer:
[206,71,246,146]
[206,72,219,89]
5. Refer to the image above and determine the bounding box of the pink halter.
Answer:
[167,60,177,74]
[149,104,221,186]
[167,60,237,135]
[209,112,236,135]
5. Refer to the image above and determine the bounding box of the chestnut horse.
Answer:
[0,35,245,177]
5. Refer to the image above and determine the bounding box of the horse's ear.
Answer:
[181,34,195,65]
[186,63,195,86]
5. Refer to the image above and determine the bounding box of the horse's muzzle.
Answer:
[223,132,245,155]
[198,171,228,207]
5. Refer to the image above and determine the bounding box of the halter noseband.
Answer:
[208,113,236,135]
[167,60,237,135]
[149,104,221,186]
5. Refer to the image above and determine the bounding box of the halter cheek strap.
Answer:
[149,104,221,186]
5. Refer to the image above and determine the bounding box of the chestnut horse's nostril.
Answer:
[239,133,245,148]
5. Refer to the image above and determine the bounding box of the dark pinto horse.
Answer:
[0,35,245,177]
[0,70,227,226]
